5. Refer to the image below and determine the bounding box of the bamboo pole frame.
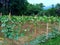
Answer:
[46,23,49,39]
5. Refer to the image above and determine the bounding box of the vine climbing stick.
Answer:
[46,23,49,39]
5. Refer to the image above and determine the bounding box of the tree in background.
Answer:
[45,5,56,16]
[55,3,60,16]
[0,0,60,16]
[10,0,28,15]
[25,3,44,16]
[0,3,3,14]
[0,0,28,15]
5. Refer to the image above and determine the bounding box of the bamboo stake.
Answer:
[8,12,11,20]
[0,12,2,16]
[34,22,37,38]
[46,23,49,39]
[59,22,60,31]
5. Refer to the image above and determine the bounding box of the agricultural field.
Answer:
[0,15,60,45]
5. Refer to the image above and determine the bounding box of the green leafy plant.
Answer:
[0,15,60,41]
[1,16,20,40]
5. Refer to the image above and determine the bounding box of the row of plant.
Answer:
[24,28,60,45]
[13,16,60,23]
[0,15,60,41]
[0,15,60,23]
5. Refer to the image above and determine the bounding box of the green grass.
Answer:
[38,35,60,45]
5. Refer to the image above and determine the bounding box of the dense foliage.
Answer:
[0,0,28,15]
[0,0,60,16]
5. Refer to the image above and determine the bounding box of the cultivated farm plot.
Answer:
[0,16,60,45]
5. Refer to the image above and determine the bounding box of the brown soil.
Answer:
[0,22,58,45]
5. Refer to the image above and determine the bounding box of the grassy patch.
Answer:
[38,35,60,45]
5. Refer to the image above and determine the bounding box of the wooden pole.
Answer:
[8,12,11,20]
[0,12,2,16]
[0,12,2,37]
[46,23,49,39]
[59,21,60,31]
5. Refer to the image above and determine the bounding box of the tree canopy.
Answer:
[0,0,60,16]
